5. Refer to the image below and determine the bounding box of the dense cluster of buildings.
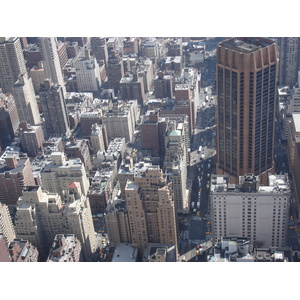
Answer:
[0,36,300,262]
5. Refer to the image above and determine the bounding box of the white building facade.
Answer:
[210,174,290,248]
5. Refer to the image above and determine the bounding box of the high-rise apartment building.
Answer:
[0,202,16,244]
[216,37,278,184]
[40,152,90,198]
[90,37,108,64]
[123,37,140,55]
[39,79,70,138]
[64,136,92,172]
[90,123,106,154]
[105,200,132,246]
[102,100,139,143]
[0,154,35,207]
[119,72,145,105]
[106,50,125,92]
[210,173,290,248]
[14,184,96,261]
[57,41,68,70]
[163,121,188,212]
[154,71,173,99]
[140,110,167,156]
[74,49,101,93]
[38,37,66,95]
[12,72,41,126]
[124,166,178,254]
[20,123,44,157]
[0,37,27,94]
[277,37,300,88]
[29,62,46,94]
[0,91,19,150]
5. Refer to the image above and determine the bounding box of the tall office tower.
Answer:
[119,72,146,105]
[20,122,44,157]
[39,79,70,138]
[106,50,124,92]
[210,173,290,248]
[125,166,178,254]
[15,184,96,260]
[91,37,108,64]
[0,154,35,208]
[46,234,83,262]
[38,37,66,95]
[154,71,173,99]
[277,37,300,88]
[0,203,16,244]
[0,91,19,150]
[216,37,278,185]
[74,49,101,93]
[0,37,27,94]
[12,73,41,126]
[40,152,90,198]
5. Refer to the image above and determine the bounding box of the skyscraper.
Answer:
[12,73,41,126]
[0,91,19,150]
[39,79,70,138]
[0,37,41,126]
[277,37,300,88]
[106,50,124,92]
[0,37,27,94]
[216,37,278,184]
[38,37,66,95]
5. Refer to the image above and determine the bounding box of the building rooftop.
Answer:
[111,243,138,262]
[219,37,275,53]
[47,234,81,262]
[143,243,177,262]
[0,156,29,174]
[210,174,290,194]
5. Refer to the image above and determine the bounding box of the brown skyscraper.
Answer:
[216,38,278,184]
